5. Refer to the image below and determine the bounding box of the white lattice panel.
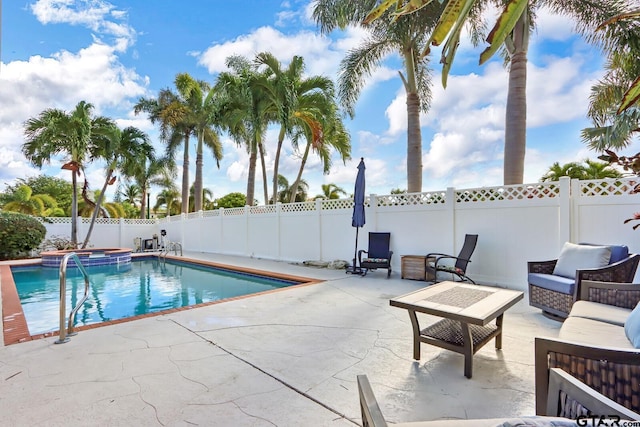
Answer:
[80,217,120,224]
[186,212,200,219]
[580,178,639,197]
[123,218,157,225]
[250,205,276,214]
[202,210,220,217]
[281,202,315,213]
[377,192,445,206]
[223,207,245,216]
[42,217,72,224]
[456,183,559,203]
[321,199,352,210]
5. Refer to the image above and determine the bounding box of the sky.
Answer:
[1,0,636,205]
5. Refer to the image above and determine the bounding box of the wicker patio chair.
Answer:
[528,245,639,319]
[358,232,393,278]
[425,233,478,284]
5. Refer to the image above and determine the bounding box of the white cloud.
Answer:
[30,0,136,48]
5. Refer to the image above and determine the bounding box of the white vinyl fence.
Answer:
[39,177,640,291]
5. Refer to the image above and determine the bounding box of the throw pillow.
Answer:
[552,242,611,279]
[625,302,640,348]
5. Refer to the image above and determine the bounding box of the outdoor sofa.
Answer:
[528,242,639,319]
[535,280,640,415]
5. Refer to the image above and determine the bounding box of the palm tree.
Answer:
[22,101,115,246]
[276,175,309,203]
[189,184,213,212]
[313,0,444,193]
[215,56,272,206]
[2,184,60,216]
[363,0,626,185]
[541,161,586,182]
[174,73,223,211]
[119,184,142,208]
[288,94,351,203]
[81,126,153,248]
[316,183,347,200]
[583,159,623,179]
[154,187,181,217]
[136,74,214,214]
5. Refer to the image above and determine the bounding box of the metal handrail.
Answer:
[55,252,91,344]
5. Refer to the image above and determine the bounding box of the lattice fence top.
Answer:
[321,199,353,210]
[377,192,445,206]
[81,217,120,225]
[39,217,71,224]
[250,205,277,214]
[223,207,245,216]
[202,210,220,217]
[281,201,316,212]
[456,183,560,203]
[580,177,638,197]
[123,218,157,225]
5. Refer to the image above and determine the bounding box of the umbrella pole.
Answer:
[347,227,362,275]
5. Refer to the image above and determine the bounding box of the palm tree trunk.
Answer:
[504,13,528,185]
[271,126,286,204]
[246,139,257,206]
[181,132,190,214]
[140,187,147,220]
[194,131,204,211]
[71,170,78,247]
[406,91,423,193]
[290,141,311,203]
[81,170,112,248]
[259,141,269,204]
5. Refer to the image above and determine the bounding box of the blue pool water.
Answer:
[11,258,301,334]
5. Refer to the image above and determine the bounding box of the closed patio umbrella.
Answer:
[347,158,365,275]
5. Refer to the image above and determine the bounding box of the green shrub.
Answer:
[0,211,47,260]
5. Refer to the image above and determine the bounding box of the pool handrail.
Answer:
[55,252,91,344]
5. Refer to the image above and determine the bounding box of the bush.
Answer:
[0,211,47,260]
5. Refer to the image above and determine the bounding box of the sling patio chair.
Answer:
[358,232,393,278]
[425,234,478,284]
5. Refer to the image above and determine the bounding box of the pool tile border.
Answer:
[2,255,323,346]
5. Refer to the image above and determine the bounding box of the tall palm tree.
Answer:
[254,52,347,204]
[363,0,626,185]
[22,101,115,246]
[215,56,272,206]
[136,74,214,214]
[81,126,153,248]
[154,187,181,217]
[541,161,586,182]
[174,73,223,211]
[314,0,443,193]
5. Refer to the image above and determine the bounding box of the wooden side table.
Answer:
[401,255,435,281]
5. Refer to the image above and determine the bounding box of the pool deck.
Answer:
[0,252,560,426]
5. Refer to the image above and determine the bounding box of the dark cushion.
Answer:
[610,245,630,264]
[362,258,388,264]
[528,273,575,295]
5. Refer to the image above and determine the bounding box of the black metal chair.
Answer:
[358,232,393,278]
[426,234,478,284]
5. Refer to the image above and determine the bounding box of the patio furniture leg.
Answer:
[408,309,421,360]
[461,322,473,379]
[495,313,503,349]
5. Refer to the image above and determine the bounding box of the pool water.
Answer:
[11,258,300,335]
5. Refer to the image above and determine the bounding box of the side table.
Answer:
[401,255,435,281]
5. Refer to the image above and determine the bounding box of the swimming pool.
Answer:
[8,257,313,338]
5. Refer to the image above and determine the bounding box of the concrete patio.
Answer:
[0,252,561,426]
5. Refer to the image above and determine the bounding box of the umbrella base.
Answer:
[345,258,365,275]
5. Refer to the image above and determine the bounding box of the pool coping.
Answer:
[1,254,323,346]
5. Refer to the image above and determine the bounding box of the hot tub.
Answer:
[40,248,132,268]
